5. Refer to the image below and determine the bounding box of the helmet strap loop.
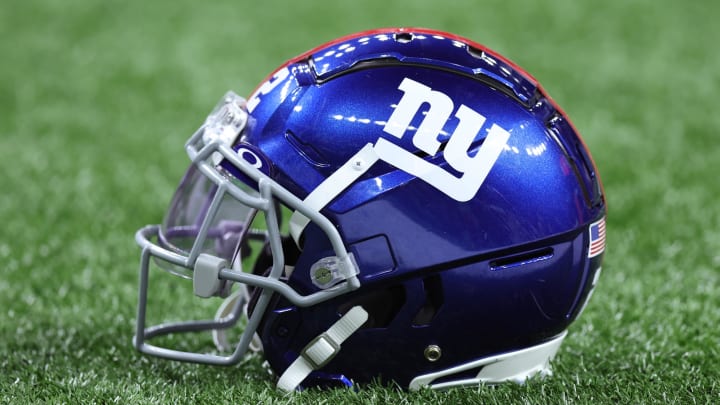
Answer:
[276,306,368,392]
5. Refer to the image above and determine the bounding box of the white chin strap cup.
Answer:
[212,286,263,354]
[277,306,369,392]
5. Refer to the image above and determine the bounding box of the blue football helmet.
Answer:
[134,28,606,391]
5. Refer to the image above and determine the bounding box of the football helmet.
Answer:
[134,28,606,391]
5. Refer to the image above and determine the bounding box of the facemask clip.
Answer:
[193,253,232,298]
[310,253,359,290]
[202,91,248,165]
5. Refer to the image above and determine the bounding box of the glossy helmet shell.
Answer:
[239,28,605,388]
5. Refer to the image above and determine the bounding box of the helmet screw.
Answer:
[352,159,366,171]
[313,267,333,285]
[424,344,442,362]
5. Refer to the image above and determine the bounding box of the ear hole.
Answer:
[412,275,444,326]
[338,285,405,329]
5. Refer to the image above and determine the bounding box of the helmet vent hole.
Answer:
[394,32,414,43]
[466,45,486,60]
[412,275,444,326]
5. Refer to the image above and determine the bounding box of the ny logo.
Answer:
[375,78,510,202]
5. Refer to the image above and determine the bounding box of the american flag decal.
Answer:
[588,217,606,258]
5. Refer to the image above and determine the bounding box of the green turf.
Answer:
[2,0,719,403]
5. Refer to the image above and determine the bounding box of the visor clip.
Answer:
[194,253,230,298]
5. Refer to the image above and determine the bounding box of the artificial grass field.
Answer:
[1,0,719,403]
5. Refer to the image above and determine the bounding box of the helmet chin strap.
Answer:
[277,306,369,392]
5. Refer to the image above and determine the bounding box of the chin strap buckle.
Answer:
[277,306,368,392]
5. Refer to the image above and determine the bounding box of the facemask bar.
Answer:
[134,92,361,366]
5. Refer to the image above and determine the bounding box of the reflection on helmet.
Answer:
[133,27,606,392]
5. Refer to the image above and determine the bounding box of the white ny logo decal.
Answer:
[375,78,510,202]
